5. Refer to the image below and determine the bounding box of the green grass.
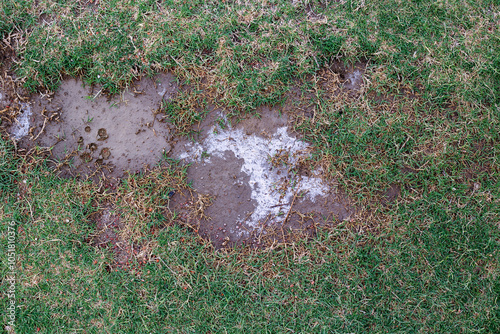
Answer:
[1,142,499,332]
[160,89,208,136]
[1,0,500,332]
[4,0,499,106]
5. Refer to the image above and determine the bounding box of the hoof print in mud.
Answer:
[80,152,93,163]
[100,147,111,160]
[88,143,98,152]
[97,128,108,141]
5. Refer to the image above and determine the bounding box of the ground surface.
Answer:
[17,73,177,178]
[8,72,352,248]
[1,0,500,333]
[172,107,351,247]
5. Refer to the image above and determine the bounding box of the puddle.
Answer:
[177,125,329,229]
[173,109,351,247]
[15,73,178,178]
[9,72,351,248]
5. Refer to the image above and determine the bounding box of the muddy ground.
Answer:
[2,63,365,248]
[171,107,351,248]
[11,73,177,179]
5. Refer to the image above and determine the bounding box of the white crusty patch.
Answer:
[177,125,330,229]
[10,103,32,140]
[346,70,363,89]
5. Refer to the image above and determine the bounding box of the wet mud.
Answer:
[5,71,354,249]
[12,73,177,178]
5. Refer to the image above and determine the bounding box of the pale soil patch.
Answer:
[12,73,177,178]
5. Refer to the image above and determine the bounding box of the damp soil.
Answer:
[13,72,178,179]
[171,106,352,248]
[6,70,354,249]
[321,59,367,98]
[89,206,150,270]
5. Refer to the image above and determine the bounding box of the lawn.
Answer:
[1,0,499,333]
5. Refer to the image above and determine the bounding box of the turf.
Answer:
[1,0,500,333]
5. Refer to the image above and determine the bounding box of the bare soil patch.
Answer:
[321,60,367,98]
[12,73,177,179]
[89,205,156,271]
[172,106,351,248]
[7,72,353,249]
[90,206,132,269]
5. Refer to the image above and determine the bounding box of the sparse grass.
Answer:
[160,90,208,137]
[112,160,191,245]
[1,0,500,333]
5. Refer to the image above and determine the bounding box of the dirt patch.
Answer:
[381,183,401,205]
[13,73,178,179]
[91,207,129,266]
[8,69,352,249]
[321,60,367,98]
[89,206,151,270]
[171,107,351,248]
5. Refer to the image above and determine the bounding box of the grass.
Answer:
[1,0,500,332]
[1,146,498,332]
[3,0,498,106]
[160,89,208,137]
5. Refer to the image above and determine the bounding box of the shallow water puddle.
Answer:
[10,74,350,248]
[172,110,350,247]
[177,125,329,230]
[14,73,177,177]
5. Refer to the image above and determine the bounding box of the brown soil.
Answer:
[7,70,354,249]
[13,73,177,179]
[318,59,368,100]
[89,206,150,270]
[171,105,352,249]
